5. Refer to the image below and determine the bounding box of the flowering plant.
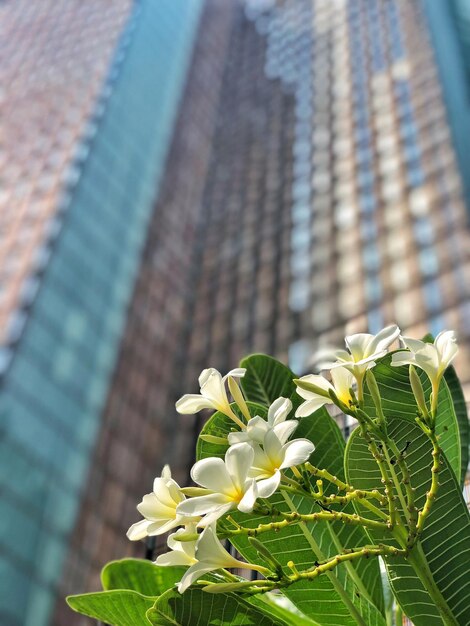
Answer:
[68,327,470,626]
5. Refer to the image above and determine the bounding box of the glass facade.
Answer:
[0,1,203,625]
[240,0,470,393]
[423,0,470,213]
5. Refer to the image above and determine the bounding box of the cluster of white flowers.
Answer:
[128,369,313,592]
[295,325,458,419]
[127,325,458,594]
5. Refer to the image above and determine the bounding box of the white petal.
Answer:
[328,353,354,369]
[197,525,240,567]
[177,493,232,517]
[443,342,458,369]
[296,374,332,398]
[198,368,216,387]
[227,431,251,445]
[273,420,298,444]
[267,397,292,427]
[355,351,387,366]
[166,479,184,506]
[263,429,283,463]
[238,480,258,513]
[391,352,417,368]
[295,397,330,418]
[280,439,315,468]
[401,336,425,352]
[196,503,234,527]
[225,443,254,492]
[330,367,354,396]
[161,465,172,480]
[366,325,400,356]
[152,477,180,507]
[191,457,232,492]
[126,519,151,541]
[137,492,175,520]
[345,333,372,361]
[224,368,246,379]
[178,563,215,593]
[146,518,181,536]
[155,551,195,567]
[176,394,215,414]
[435,330,458,367]
[415,352,440,381]
[200,369,228,407]
[250,444,272,478]
[246,415,270,442]
[256,471,281,498]
[161,529,198,565]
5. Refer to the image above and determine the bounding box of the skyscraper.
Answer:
[0,1,205,624]
[0,1,469,625]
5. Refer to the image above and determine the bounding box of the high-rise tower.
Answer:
[0,2,469,625]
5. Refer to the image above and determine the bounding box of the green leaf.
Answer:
[422,333,469,486]
[252,593,321,626]
[102,559,185,596]
[442,365,469,486]
[239,353,303,411]
[67,590,155,626]
[364,355,461,480]
[345,417,470,625]
[198,354,386,626]
[146,587,291,625]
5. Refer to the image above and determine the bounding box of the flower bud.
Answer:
[294,378,331,398]
[228,376,251,422]
[248,537,282,573]
[409,365,429,419]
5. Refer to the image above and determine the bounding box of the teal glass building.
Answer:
[0,1,203,624]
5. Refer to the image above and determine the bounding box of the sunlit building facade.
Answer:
[0,1,469,625]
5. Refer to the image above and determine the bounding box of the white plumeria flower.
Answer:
[176,444,275,527]
[295,367,355,417]
[315,325,400,400]
[178,525,263,593]
[127,466,198,540]
[227,397,297,445]
[391,331,458,415]
[320,325,400,376]
[391,331,458,384]
[155,523,198,567]
[249,429,315,494]
[176,367,247,428]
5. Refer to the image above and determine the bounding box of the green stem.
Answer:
[430,380,440,426]
[417,431,441,534]
[286,545,402,586]
[304,463,352,491]
[386,437,418,537]
[407,541,459,626]
[359,498,389,521]
[304,463,387,505]
[318,489,385,508]
[225,503,388,537]
[282,493,369,626]
[327,525,380,608]
[358,423,397,527]
[382,444,410,526]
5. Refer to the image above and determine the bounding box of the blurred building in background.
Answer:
[0,1,469,625]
